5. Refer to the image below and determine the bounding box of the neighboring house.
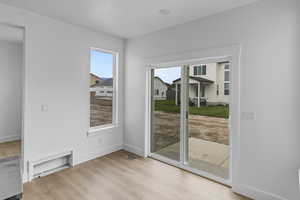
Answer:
[90,73,113,98]
[173,62,230,107]
[153,77,169,100]
[90,73,102,86]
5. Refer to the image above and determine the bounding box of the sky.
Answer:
[90,50,113,78]
[154,67,181,84]
[90,49,180,83]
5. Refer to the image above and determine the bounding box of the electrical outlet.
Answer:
[41,104,48,112]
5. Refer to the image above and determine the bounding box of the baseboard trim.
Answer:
[23,173,28,183]
[123,144,144,157]
[22,144,123,183]
[233,184,287,200]
[0,135,21,143]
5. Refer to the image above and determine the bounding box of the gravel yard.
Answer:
[90,98,112,127]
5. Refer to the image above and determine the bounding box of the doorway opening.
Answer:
[148,57,232,184]
[0,23,24,199]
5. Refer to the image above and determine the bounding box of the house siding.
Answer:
[153,78,168,100]
[189,63,229,105]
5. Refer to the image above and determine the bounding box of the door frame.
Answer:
[144,45,241,188]
[0,23,26,183]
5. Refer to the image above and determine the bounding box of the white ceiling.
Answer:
[0,0,259,38]
[0,24,23,43]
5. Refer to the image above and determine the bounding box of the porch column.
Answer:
[175,83,178,105]
[198,82,201,107]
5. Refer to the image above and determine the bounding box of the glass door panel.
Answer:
[150,62,231,182]
[150,66,182,161]
[186,63,230,179]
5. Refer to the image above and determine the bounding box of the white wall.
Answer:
[125,0,300,199]
[0,41,22,142]
[0,3,125,182]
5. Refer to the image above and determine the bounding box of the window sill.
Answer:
[87,124,116,137]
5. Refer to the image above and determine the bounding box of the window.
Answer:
[155,89,159,95]
[216,84,219,95]
[201,86,205,97]
[90,49,116,128]
[224,71,230,82]
[224,83,230,95]
[193,65,206,76]
[224,64,230,95]
[202,65,206,75]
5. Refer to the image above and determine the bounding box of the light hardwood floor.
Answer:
[23,150,250,200]
[0,140,21,159]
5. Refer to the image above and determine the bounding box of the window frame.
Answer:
[88,47,119,134]
[193,65,206,76]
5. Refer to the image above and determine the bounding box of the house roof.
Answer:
[173,76,214,84]
[154,76,171,87]
[91,78,113,87]
[90,73,102,80]
[217,61,230,64]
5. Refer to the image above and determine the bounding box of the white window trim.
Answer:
[87,47,119,136]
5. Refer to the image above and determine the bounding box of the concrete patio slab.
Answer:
[156,137,229,179]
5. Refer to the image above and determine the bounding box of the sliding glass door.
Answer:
[150,66,182,161]
[186,63,230,179]
[150,61,231,182]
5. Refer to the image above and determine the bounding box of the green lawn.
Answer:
[155,100,229,118]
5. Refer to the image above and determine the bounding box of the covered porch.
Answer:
[173,76,214,107]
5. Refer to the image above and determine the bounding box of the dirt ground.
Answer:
[153,111,229,152]
[90,98,112,127]
[90,98,229,153]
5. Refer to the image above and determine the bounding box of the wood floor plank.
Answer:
[0,140,21,159]
[23,150,250,200]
